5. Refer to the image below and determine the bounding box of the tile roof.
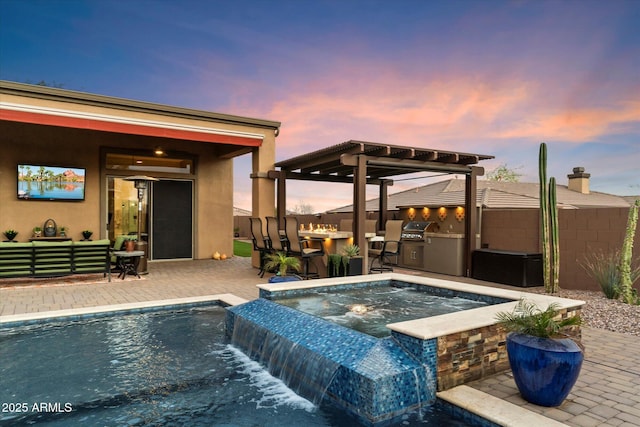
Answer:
[327,178,631,213]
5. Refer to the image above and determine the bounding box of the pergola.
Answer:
[269,140,494,276]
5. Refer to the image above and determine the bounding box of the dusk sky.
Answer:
[2,0,638,212]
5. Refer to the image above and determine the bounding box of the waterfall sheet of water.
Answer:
[230,314,341,404]
[226,299,438,424]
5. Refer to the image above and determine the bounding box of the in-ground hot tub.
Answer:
[226,273,584,425]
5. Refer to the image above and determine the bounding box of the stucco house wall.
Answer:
[1,81,278,261]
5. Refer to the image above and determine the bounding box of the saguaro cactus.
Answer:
[549,177,560,292]
[619,199,639,303]
[539,143,559,293]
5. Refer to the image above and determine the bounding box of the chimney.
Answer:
[567,167,590,194]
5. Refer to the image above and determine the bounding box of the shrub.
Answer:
[495,299,581,338]
[581,250,640,300]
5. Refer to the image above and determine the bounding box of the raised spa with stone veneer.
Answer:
[225,273,583,426]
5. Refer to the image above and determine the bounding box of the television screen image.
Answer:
[17,164,86,201]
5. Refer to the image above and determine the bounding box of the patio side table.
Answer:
[112,250,145,280]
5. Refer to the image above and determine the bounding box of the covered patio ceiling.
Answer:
[270,140,494,277]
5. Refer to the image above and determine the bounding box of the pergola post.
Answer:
[353,155,367,250]
[464,166,482,277]
[267,170,287,229]
[378,179,392,232]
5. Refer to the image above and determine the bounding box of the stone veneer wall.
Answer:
[436,306,583,391]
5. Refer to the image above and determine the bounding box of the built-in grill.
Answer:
[401,221,437,241]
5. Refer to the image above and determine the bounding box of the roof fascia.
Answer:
[0,80,281,131]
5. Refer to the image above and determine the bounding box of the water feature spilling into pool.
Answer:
[226,278,510,425]
[0,304,480,426]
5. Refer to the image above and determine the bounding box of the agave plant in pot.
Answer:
[327,245,362,277]
[264,251,301,283]
[496,299,583,407]
[3,229,18,242]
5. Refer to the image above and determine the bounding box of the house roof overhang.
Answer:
[0,80,281,148]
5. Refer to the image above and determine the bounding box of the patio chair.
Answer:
[284,216,324,279]
[369,220,403,273]
[249,217,271,277]
[266,216,287,253]
[109,235,128,272]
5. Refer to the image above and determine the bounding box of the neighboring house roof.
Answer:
[328,178,631,213]
[233,207,252,216]
[622,196,640,205]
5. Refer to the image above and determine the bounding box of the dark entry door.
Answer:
[152,180,193,259]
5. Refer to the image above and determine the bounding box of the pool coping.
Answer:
[258,272,585,340]
[437,386,568,427]
[0,293,248,326]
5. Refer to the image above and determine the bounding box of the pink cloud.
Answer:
[223,58,639,209]
[495,100,640,142]
[231,72,633,161]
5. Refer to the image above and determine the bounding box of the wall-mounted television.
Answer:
[17,164,86,201]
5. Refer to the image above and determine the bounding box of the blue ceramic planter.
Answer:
[268,275,302,283]
[506,332,583,407]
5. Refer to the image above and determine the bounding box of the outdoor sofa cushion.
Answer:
[32,240,73,276]
[72,239,111,273]
[0,242,33,278]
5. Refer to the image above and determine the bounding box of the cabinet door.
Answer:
[401,244,424,268]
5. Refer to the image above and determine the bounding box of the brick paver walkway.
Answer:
[1,257,638,427]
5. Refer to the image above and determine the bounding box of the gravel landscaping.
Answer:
[529,288,640,337]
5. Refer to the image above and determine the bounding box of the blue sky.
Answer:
[2,0,638,211]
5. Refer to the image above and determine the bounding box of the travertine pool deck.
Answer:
[1,257,639,427]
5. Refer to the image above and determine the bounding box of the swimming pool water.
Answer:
[0,306,475,426]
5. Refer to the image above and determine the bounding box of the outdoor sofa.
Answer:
[0,239,112,280]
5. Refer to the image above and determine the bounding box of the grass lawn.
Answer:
[233,239,252,257]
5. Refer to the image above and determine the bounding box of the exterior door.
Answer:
[151,180,193,260]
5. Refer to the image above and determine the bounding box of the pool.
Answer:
[0,304,484,426]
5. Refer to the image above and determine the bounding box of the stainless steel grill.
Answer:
[401,221,436,241]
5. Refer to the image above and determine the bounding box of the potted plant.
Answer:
[328,254,344,277]
[264,251,301,283]
[327,244,362,277]
[343,244,362,276]
[496,299,583,407]
[124,236,137,252]
[3,229,18,241]
[60,226,68,237]
[33,226,42,238]
[82,230,93,240]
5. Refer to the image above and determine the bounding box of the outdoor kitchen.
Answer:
[396,206,481,276]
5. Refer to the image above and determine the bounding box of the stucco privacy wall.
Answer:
[1,82,278,261]
[482,208,640,292]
